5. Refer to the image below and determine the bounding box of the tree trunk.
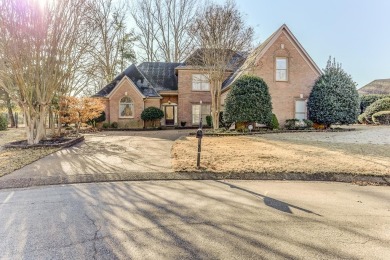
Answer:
[34,106,47,143]
[211,80,221,130]
[76,122,80,136]
[23,105,47,145]
[24,111,35,144]
[5,92,15,127]
[57,112,62,136]
[49,106,56,137]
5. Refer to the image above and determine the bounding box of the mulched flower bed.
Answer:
[4,136,84,149]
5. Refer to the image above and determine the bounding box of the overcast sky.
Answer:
[216,0,390,88]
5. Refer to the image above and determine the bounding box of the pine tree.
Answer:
[308,57,359,127]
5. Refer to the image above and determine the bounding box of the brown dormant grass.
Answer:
[172,136,390,176]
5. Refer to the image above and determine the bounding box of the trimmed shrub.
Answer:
[357,113,367,124]
[284,119,299,130]
[224,75,273,126]
[372,110,390,125]
[360,94,390,113]
[111,122,118,128]
[102,122,110,129]
[364,98,390,124]
[0,114,8,131]
[308,58,359,127]
[303,119,314,128]
[219,112,228,129]
[141,107,164,127]
[285,119,313,130]
[268,114,279,130]
[206,115,212,127]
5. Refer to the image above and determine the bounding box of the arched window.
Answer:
[119,96,134,118]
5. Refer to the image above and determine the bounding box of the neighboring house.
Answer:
[357,79,390,95]
[94,24,321,128]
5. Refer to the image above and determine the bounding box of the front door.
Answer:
[165,105,175,125]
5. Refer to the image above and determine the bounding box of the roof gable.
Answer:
[107,76,146,100]
[93,62,183,97]
[222,24,321,90]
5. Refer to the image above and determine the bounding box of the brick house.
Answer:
[94,24,321,128]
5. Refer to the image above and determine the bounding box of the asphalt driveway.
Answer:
[0,130,192,188]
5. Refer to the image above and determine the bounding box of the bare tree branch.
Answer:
[87,0,136,85]
[0,0,93,144]
[131,0,200,62]
[188,0,254,129]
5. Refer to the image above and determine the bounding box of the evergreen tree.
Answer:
[141,107,164,127]
[308,57,359,127]
[224,75,273,125]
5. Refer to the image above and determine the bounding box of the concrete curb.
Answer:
[190,128,357,137]
[0,171,388,190]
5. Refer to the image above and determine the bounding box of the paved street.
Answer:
[0,180,389,259]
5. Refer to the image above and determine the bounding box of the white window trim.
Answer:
[192,104,211,124]
[275,57,288,82]
[119,96,134,119]
[295,99,308,120]
[192,74,210,91]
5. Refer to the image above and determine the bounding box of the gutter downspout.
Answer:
[143,97,147,128]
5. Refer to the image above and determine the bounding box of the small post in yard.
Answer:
[196,100,203,169]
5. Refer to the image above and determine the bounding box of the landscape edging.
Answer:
[4,136,85,149]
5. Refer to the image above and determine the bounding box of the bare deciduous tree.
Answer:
[188,0,254,129]
[132,0,200,62]
[0,0,92,144]
[88,0,136,85]
[131,0,159,62]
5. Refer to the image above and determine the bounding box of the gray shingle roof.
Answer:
[138,62,182,92]
[358,79,390,95]
[94,62,183,98]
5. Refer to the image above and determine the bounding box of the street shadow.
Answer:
[215,180,322,216]
[1,181,386,259]
[0,134,177,181]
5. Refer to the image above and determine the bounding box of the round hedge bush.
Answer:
[224,75,273,125]
[111,122,119,128]
[372,110,390,125]
[0,114,7,131]
[363,97,390,124]
[141,107,164,123]
[308,58,359,127]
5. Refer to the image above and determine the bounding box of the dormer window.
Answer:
[276,57,288,81]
